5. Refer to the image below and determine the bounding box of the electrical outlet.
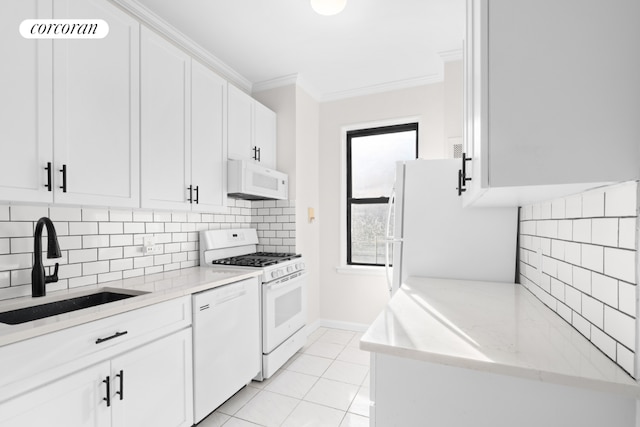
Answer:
[143,236,156,254]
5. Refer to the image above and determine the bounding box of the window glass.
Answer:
[347,123,418,266]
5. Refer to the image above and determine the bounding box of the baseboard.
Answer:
[305,318,370,336]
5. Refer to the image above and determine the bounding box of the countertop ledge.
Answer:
[0,267,261,348]
[360,276,640,397]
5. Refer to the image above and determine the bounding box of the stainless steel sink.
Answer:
[0,290,145,325]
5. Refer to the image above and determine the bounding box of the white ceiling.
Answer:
[134,0,465,101]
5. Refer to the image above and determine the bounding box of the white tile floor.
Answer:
[197,327,370,427]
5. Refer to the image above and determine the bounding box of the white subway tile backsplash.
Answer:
[582,191,605,218]
[581,244,604,273]
[591,273,618,308]
[10,205,48,221]
[123,268,144,279]
[520,182,637,376]
[98,247,123,261]
[604,307,635,350]
[68,249,97,264]
[0,271,10,288]
[110,234,133,247]
[618,281,636,318]
[82,235,110,249]
[618,218,636,250]
[154,212,172,222]
[124,222,145,234]
[616,344,634,376]
[605,182,638,217]
[590,327,617,361]
[0,206,8,221]
[134,256,154,269]
[58,236,82,250]
[133,211,153,222]
[565,195,582,218]
[69,275,97,288]
[604,247,636,284]
[99,271,122,283]
[591,218,618,247]
[146,223,164,233]
[0,222,34,238]
[83,261,110,275]
[49,207,81,222]
[110,210,133,222]
[83,208,109,222]
[69,222,98,236]
[0,253,34,271]
[0,239,9,255]
[59,263,82,280]
[99,222,123,235]
[572,219,591,243]
[10,237,35,254]
[110,258,133,272]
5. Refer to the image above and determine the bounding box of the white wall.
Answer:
[318,82,450,325]
[254,84,321,324]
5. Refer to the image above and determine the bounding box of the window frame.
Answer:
[346,122,419,266]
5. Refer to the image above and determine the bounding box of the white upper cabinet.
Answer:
[190,60,227,212]
[0,0,53,204]
[228,84,277,170]
[0,0,140,208]
[253,101,277,169]
[141,27,227,212]
[53,0,140,207]
[141,26,191,211]
[462,0,640,206]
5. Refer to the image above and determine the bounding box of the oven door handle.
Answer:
[266,272,308,292]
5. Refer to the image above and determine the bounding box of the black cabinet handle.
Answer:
[194,185,199,204]
[116,370,124,400]
[461,153,472,184]
[59,164,67,192]
[95,330,128,344]
[456,169,467,196]
[252,146,258,161]
[257,147,261,162]
[44,162,52,191]
[187,185,193,203]
[103,376,111,407]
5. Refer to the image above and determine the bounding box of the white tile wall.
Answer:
[519,181,638,377]
[0,198,296,301]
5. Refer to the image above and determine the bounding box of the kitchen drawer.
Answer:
[0,296,191,393]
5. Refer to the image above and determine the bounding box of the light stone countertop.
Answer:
[361,276,640,397]
[0,267,261,348]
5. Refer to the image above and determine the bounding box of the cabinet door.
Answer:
[227,84,253,162]
[0,361,111,427]
[53,0,140,207]
[140,26,192,210]
[0,0,53,203]
[191,60,227,213]
[253,101,277,169]
[111,329,193,427]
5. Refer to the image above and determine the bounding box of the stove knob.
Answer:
[270,271,278,279]
[286,266,294,273]
[296,262,305,270]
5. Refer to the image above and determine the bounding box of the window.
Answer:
[346,123,418,266]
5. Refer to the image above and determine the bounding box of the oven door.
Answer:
[262,271,307,354]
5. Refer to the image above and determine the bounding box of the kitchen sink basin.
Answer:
[0,291,142,325]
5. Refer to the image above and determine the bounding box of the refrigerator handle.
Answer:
[384,187,398,294]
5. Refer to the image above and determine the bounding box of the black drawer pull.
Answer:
[187,185,193,203]
[103,376,111,407]
[95,330,128,344]
[456,169,467,196]
[116,370,124,400]
[194,185,199,204]
[44,162,52,191]
[461,152,472,184]
[59,164,67,192]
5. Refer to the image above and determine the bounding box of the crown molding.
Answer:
[252,74,322,101]
[438,48,463,62]
[109,0,252,92]
[320,73,444,102]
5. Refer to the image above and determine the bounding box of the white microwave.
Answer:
[227,160,289,200]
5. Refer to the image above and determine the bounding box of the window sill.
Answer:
[335,265,386,276]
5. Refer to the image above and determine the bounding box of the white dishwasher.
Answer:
[192,277,260,424]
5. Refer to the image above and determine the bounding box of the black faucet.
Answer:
[31,217,62,297]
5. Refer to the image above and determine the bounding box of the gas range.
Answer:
[200,229,305,283]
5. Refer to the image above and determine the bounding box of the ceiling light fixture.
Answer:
[310,0,347,16]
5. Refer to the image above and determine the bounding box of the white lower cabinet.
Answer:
[0,361,112,427]
[0,329,192,427]
[111,328,193,427]
[0,296,193,427]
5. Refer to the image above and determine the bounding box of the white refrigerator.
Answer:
[386,159,518,294]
